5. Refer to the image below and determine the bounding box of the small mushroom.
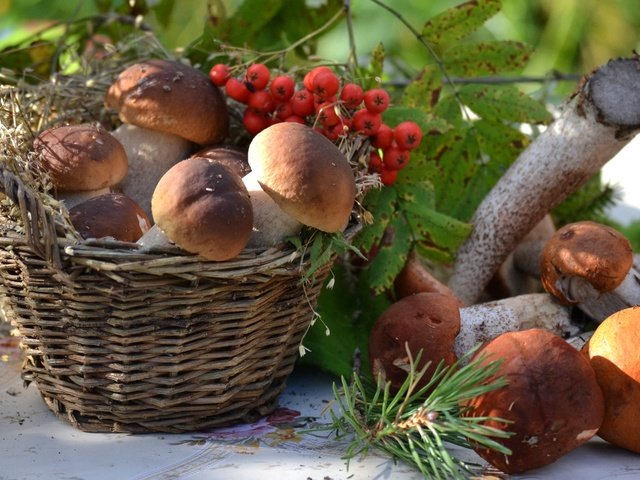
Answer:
[69,192,151,242]
[246,122,356,246]
[105,59,230,220]
[33,123,128,208]
[539,221,640,322]
[463,328,605,474]
[149,157,253,261]
[368,292,461,393]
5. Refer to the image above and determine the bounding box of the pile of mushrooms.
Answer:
[32,59,357,261]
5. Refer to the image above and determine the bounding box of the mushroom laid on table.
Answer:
[105,59,230,220]
[33,123,128,208]
[243,122,357,247]
[142,156,253,261]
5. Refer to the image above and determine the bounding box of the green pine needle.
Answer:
[329,347,512,479]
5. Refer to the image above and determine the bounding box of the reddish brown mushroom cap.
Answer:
[151,157,253,261]
[33,123,128,192]
[105,59,229,145]
[190,145,251,178]
[540,221,633,304]
[464,328,604,474]
[69,192,151,242]
[247,122,356,233]
[368,292,461,393]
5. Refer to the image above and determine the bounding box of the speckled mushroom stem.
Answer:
[455,293,579,358]
[448,56,640,306]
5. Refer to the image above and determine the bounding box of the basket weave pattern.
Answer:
[0,68,352,433]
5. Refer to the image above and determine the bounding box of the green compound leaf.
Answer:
[383,106,452,135]
[421,0,502,48]
[459,84,553,124]
[402,66,443,112]
[366,215,413,294]
[355,186,397,253]
[443,40,534,76]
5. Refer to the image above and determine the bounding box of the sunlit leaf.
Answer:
[421,0,502,48]
[355,186,397,253]
[401,66,443,112]
[443,40,533,76]
[366,215,413,293]
[459,84,552,124]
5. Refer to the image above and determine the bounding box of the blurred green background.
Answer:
[2,0,640,86]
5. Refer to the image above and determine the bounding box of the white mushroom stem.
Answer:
[554,255,640,323]
[136,224,175,252]
[448,57,640,306]
[112,123,194,221]
[242,171,303,248]
[455,293,579,358]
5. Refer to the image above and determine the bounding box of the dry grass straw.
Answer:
[0,32,372,433]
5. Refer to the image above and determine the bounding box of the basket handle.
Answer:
[0,166,64,270]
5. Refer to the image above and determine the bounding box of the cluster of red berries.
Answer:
[209,62,423,186]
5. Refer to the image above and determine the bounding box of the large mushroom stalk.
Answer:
[448,57,640,306]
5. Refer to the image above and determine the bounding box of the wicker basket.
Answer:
[0,60,368,433]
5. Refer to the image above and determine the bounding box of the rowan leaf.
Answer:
[382,106,451,135]
[366,215,413,294]
[459,84,553,124]
[443,40,533,76]
[402,66,443,112]
[355,186,397,253]
[421,0,502,48]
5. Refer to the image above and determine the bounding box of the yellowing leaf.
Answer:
[443,40,533,76]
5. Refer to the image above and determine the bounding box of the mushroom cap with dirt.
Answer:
[69,192,151,243]
[463,328,604,474]
[105,59,229,146]
[247,122,356,233]
[33,123,128,206]
[368,292,461,393]
[150,157,253,261]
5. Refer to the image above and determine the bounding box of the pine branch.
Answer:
[329,347,512,479]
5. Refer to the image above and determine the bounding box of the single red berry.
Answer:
[340,82,364,108]
[284,115,307,124]
[243,109,269,135]
[320,125,341,141]
[352,109,382,135]
[225,77,251,103]
[379,167,398,186]
[269,75,295,102]
[248,90,275,114]
[209,63,230,87]
[245,63,270,90]
[274,101,294,121]
[364,88,390,113]
[371,123,394,149]
[383,145,411,170]
[311,70,340,99]
[316,103,341,127]
[304,66,334,91]
[368,151,384,174]
[394,121,423,150]
[290,89,315,117]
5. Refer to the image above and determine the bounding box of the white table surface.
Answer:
[2,336,640,480]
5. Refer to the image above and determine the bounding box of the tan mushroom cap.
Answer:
[151,157,253,261]
[190,145,251,178]
[105,59,229,145]
[69,192,151,243]
[247,122,356,233]
[540,221,633,303]
[33,123,128,192]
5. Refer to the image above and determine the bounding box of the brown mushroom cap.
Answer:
[583,306,640,453]
[33,123,128,192]
[247,122,356,233]
[190,145,251,178]
[105,59,229,145]
[540,221,633,304]
[151,157,253,261]
[368,292,461,393]
[464,328,604,474]
[69,192,151,242]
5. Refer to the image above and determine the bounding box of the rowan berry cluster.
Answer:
[209,62,423,185]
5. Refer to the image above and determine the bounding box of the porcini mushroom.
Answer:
[539,221,640,322]
[449,57,640,306]
[463,328,605,474]
[33,123,128,208]
[69,192,151,243]
[150,156,253,261]
[246,122,356,239]
[105,59,230,219]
